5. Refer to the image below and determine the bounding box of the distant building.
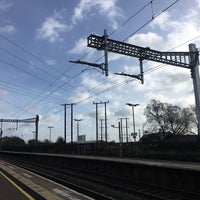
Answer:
[139,132,198,144]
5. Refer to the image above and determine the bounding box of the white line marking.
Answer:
[22,173,32,178]
[52,188,81,200]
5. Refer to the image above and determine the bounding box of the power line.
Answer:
[0,1,155,118]
[1,0,184,122]
[0,47,58,80]
[109,0,153,37]
[0,58,49,83]
[0,33,63,75]
[123,0,180,42]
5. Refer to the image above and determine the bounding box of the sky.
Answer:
[0,0,200,143]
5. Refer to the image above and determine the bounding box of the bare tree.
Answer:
[144,99,196,135]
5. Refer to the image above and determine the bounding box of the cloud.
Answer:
[40,113,60,125]
[68,91,94,104]
[0,0,13,11]
[127,32,165,50]
[81,73,104,90]
[45,59,57,66]
[0,1,15,34]
[0,24,15,34]
[68,37,87,54]
[36,12,71,43]
[150,10,200,51]
[195,0,200,7]
[114,107,129,117]
[72,0,122,29]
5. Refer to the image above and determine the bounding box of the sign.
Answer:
[131,132,137,137]
[78,135,86,143]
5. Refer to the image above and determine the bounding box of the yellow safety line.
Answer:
[0,171,35,200]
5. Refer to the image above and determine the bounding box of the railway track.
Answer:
[2,156,200,200]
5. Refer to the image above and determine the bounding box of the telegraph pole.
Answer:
[93,101,109,142]
[61,104,67,142]
[93,102,99,142]
[119,117,129,143]
[99,119,104,141]
[67,103,76,143]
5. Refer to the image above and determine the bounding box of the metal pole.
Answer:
[132,106,135,134]
[64,104,66,142]
[71,104,74,143]
[35,115,39,142]
[74,119,82,142]
[100,119,104,141]
[61,104,67,143]
[93,102,99,142]
[48,126,53,142]
[104,29,108,76]
[104,101,109,142]
[0,129,2,151]
[125,118,128,143]
[189,43,200,140]
[118,121,122,157]
[120,118,123,143]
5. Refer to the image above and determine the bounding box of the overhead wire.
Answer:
[44,0,183,119]
[0,0,183,122]
[75,0,181,101]
[0,58,49,83]
[0,47,58,80]
[0,1,154,119]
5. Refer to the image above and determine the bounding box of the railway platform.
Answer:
[0,160,92,200]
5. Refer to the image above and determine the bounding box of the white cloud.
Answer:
[195,0,200,7]
[68,91,94,104]
[72,0,122,29]
[0,0,13,11]
[0,89,8,98]
[150,12,172,31]
[0,103,7,113]
[127,32,165,50]
[40,113,60,125]
[0,24,15,34]
[150,10,200,51]
[81,73,102,90]
[36,12,70,43]
[68,37,87,54]
[114,107,129,117]
[45,59,57,66]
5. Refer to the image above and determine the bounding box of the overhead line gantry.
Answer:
[86,29,200,139]
[0,115,39,142]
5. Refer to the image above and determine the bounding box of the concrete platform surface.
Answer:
[0,160,93,200]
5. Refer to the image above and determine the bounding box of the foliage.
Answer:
[56,137,65,144]
[144,99,196,135]
[2,136,25,149]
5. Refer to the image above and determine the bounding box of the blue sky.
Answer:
[0,0,200,142]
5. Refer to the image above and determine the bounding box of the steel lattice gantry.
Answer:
[87,33,198,69]
[87,30,200,138]
[0,115,39,142]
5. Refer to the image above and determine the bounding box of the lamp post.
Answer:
[126,103,139,140]
[0,129,2,150]
[111,122,122,157]
[48,126,53,142]
[74,119,82,142]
